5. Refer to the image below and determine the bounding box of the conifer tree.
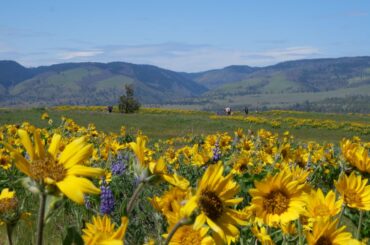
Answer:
[118,84,140,113]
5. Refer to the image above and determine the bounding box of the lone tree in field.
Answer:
[118,84,140,113]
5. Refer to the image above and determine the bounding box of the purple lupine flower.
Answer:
[117,153,123,160]
[100,183,115,215]
[111,161,126,176]
[212,143,221,162]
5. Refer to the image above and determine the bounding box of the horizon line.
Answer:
[1,55,370,73]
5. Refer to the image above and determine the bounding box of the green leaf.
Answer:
[63,227,84,245]
[44,195,63,223]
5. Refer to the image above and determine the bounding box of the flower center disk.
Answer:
[30,157,66,182]
[199,190,224,220]
[344,190,362,205]
[316,236,332,245]
[263,190,289,215]
[0,197,18,213]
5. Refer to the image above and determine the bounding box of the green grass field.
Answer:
[0,108,369,143]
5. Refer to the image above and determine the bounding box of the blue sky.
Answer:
[0,1,369,71]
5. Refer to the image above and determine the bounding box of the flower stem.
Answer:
[356,210,364,240]
[282,234,288,245]
[240,237,244,245]
[298,219,304,245]
[6,223,13,245]
[336,204,345,229]
[164,218,191,245]
[126,181,145,214]
[36,192,46,245]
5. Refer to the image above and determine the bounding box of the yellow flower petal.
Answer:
[63,144,93,169]
[3,143,31,176]
[59,137,87,164]
[18,129,35,160]
[48,134,62,159]
[33,129,45,160]
[194,213,207,230]
[162,173,189,190]
[223,197,243,206]
[206,217,225,242]
[111,217,129,240]
[0,188,15,199]
[56,176,100,204]
[182,197,198,217]
[67,165,104,177]
[100,241,123,245]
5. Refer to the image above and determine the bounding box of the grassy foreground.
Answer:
[0,107,369,143]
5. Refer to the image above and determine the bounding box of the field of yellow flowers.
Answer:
[0,108,370,244]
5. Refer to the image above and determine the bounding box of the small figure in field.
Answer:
[107,106,113,113]
[244,106,249,115]
[225,107,231,115]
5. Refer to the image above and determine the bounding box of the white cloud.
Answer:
[241,46,320,66]
[257,46,319,58]
[58,50,103,60]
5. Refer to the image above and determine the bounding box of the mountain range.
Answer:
[1,57,370,112]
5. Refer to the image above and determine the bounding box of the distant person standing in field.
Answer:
[244,106,249,115]
[225,107,231,115]
[107,106,113,113]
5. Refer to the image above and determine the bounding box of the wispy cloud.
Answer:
[258,46,319,57]
[58,49,104,60]
[242,46,320,65]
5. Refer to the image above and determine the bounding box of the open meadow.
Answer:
[1,107,369,142]
[0,107,369,244]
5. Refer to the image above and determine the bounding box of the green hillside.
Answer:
[175,83,370,113]
[187,65,257,89]
[183,57,370,112]
[0,62,207,106]
[0,60,35,87]
[0,57,370,112]
[194,57,370,93]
